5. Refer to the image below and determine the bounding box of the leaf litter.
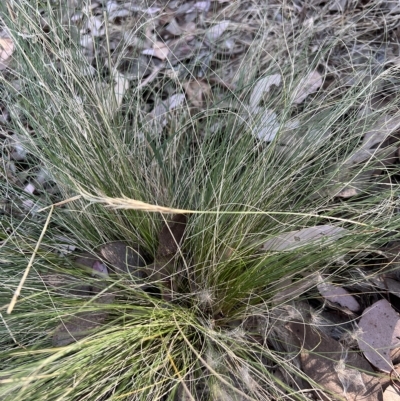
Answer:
[287,321,383,401]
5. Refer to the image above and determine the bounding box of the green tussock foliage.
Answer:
[1,0,400,400]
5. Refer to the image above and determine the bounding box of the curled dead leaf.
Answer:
[249,74,281,111]
[293,71,323,104]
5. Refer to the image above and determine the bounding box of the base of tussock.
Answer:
[1,1,400,400]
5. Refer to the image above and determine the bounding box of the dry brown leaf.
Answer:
[293,71,323,104]
[151,93,186,125]
[317,279,360,312]
[0,37,14,70]
[157,214,187,259]
[183,80,211,108]
[358,299,400,373]
[206,20,230,41]
[347,115,400,166]
[100,241,146,276]
[166,18,183,36]
[142,41,169,60]
[165,39,196,62]
[250,107,280,142]
[249,74,281,111]
[287,322,382,400]
[53,311,108,347]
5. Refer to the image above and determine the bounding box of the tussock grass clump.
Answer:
[1,1,400,400]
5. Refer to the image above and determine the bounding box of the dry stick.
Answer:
[7,205,54,314]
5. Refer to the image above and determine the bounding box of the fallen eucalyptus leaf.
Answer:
[317,280,360,312]
[99,241,146,277]
[262,225,348,251]
[293,71,322,104]
[357,299,400,372]
[52,311,108,347]
[249,74,281,111]
[150,94,186,130]
[251,107,280,142]
[347,115,400,166]
[206,20,230,41]
[92,261,108,277]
